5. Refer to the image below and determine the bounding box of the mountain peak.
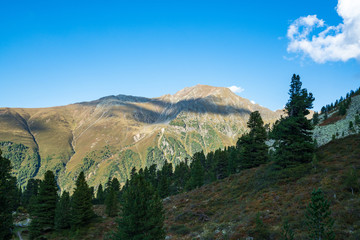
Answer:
[158,84,235,103]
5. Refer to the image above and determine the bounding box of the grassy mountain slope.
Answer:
[0,85,281,190]
[162,134,360,239]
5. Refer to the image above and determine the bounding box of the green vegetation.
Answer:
[305,188,335,240]
[113,174,165,240]
[0,150,17,240]
[320,87,358,114]
[237,111,268,169]
[71,172,95,229]
[146,146,165,168]
[55,191,71,230]
[281,220,294,240]
[272,74,315,168]
[105,177,120,217]
[0,141,40,187]
[95,183,105,204]
[29,170,58,239]
[4,76,360,240]
[344,168,359,195]
[169,118,186,128]
[186,152,205,190]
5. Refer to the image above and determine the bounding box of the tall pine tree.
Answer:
[29,170,58,239]
[55,191,71,230]
[105,178,120,217]
[186,154,204,190]
[272,74,315,168]
[71,172,94,229]
[114,174,165,240]
[96,184,105,204]
[237,111,268,169]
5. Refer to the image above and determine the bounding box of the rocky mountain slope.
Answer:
[0,85,281,190]
[313,95,360,146]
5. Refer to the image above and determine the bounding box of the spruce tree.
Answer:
[215,149,228,180]
[29,170,58,239]
[186,155,204,190]
[173,161,190,193]
[237,111,268,169]
[305,188,335,240]
[55,191,71,229]
[312,112,319,125]
[157,161,173,198]
[105,178,120,217]
[272,74,315,168]
[71,172,94,229]
[96,184,105,204]
[0,150,17,240]
[227,146,238,175]
[22,178,41,211]
[114,174,165,240]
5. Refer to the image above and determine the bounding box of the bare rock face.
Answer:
[0,84,281,191]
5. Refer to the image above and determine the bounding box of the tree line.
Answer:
[1,74,350,239]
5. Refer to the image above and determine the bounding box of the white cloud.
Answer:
[228,85,244,93]
[250,100,256,104]
[287,0,360,63]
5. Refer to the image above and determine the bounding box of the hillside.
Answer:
[313,94,360,146]
[37,133,360,240]
[0,85,281,190]
[162,134,360,239]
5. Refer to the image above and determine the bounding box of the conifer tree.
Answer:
[237,111,268,169]
[305,188,335,240]
[186,155,204,190]
[29,170,58,239]
[22,179,41,211]
[227,146,238,175]
[0,150,17,240]
[96,184,105,204]
[105,178,120,217]
[157,161,173,198]
[114,174,165,240]
[204,152,216,183]
[71,172,94,229]
[215,149,228,180]
[55,191,71,230]
[312,112,319,125]
[272,74,315,168]
[173,161,190,193]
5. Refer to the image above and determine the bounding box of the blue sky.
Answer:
[1,0,359,111]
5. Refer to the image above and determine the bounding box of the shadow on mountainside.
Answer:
[77,95,253,124]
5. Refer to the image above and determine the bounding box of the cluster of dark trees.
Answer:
[22,171,94,239]
[320,88,359,117]
[0,74,339,239]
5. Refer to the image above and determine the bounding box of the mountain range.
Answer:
[0,85,282,190]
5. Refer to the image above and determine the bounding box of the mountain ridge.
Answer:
[0,85,281,191]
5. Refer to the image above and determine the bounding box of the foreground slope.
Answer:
[0,85,281,190]
[163,134,360,239]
